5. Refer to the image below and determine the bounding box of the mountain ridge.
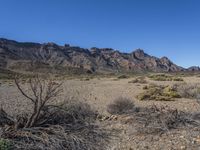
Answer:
[0,38,195,74]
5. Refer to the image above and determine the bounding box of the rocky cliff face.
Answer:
[0,38,184,73]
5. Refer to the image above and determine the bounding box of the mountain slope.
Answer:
[0,38,184,73]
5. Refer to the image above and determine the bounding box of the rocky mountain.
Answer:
[0,38,185,73]
[187,66,200,71]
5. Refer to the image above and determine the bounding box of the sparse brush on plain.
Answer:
[173,83,200,99]
[0,75,112,150]
[148,74,184,81]
[128,76,147,84]
[107,97,136,115]
[137,84,181,101]
[117,75,129,79]
[107,99,200,135]
[80,77,90,81]
[132,105,200,134]
[60,99,98,123]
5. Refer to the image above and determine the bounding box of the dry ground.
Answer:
[1,75,200,149]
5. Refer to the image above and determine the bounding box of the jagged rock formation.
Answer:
[0,38,185,73]
[187,66,200,71]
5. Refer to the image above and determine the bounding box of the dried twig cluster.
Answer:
[0,75,111,150]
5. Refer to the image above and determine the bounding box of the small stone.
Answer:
[193,138,200,144]
[180,146,186,150]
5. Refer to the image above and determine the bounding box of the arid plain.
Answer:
[1,74,200,150]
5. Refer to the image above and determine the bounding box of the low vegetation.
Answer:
[148,74,184,81]
[107,97,137,115]
[174,83,200,99]
[128,76,147,84]
[117,74,129,79]
[137,84,181,101]
[0,138,12,150]
[107,100,200,135]
[137,81,200,101]
[2,72,200,149]
[0,75,111,150]
[132,105,199,134]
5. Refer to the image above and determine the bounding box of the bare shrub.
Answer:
[107,97,136,115]
[0,76,112,150]
[14,75,63,128]
[128,76,147,84]
[61,100,98,123]
[0,105,111,150]
[174,83,200,99]
[117,75,129,79]
[0,108,15,126]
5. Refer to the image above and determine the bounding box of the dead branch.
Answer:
[14,75,62,128]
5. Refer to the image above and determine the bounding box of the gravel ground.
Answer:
[1,76,200,149]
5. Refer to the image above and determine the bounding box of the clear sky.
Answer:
[0,0,200,68]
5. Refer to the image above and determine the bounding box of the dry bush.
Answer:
[61,100,98,123]
[148,74,184,81]
[0,108,15,127]
[107,97,136,115]
[128,76,147,84]
[117,75,129,79]
[174,83,200,99]
[133,105,199,134]
[106,98,200,135]
[137,84,181,101]
[0,76,112,150]
[14,75,63,128]
[116,104,200,135]
[0,105,111,150]
[0,103,110,150]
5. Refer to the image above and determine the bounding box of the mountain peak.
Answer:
[132,49,146,59]
[187,66,200,71]
[160,56,171,62]
[134,48,144,53]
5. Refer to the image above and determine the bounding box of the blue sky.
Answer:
[0,0,200,67]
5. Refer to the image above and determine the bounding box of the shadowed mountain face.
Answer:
[0,38,184,73]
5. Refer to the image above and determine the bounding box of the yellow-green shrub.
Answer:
[137,84,181,101]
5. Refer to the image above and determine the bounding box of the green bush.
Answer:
[148,74,184,81]
[0,139,11,150]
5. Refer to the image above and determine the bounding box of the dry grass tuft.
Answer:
[107,97,137,115]
[174,83,200,99]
